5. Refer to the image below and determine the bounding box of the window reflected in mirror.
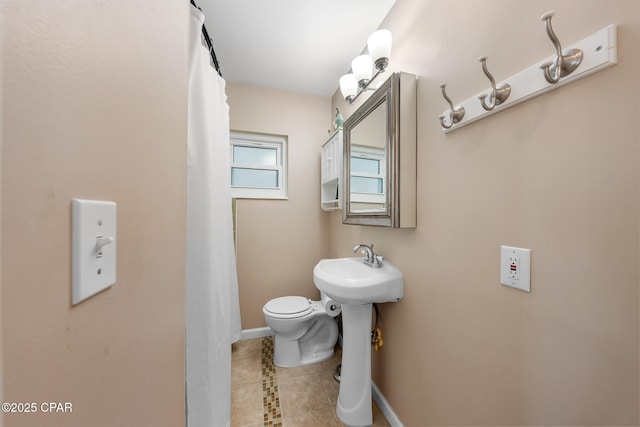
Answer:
[347,98,387,214]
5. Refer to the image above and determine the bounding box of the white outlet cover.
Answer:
[72,199,117,304]
[500,245,531,292]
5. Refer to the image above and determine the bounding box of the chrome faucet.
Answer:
[352,243,383,268]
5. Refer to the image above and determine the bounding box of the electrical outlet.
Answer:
[508,255,520,279]
[500,245,530,292]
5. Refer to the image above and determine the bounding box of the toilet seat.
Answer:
[264,296,313,319]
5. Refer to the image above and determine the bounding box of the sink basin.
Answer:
[313,257,403,304]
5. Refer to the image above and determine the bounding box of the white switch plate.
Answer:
[500,245,530,292]
[72,199,117,304]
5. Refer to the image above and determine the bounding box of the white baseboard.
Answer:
[372,381,403,427]
[240,327,274,340]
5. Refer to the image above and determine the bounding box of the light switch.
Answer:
[72,199,116,304]
[500,245,530,292]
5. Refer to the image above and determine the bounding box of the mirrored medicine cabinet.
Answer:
[343,72,417,228]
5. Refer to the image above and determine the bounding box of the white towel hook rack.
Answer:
[439,11,618,133]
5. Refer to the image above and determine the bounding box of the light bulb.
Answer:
[339,74,358,102]
[368,29,392,71]
[351,55,373,87]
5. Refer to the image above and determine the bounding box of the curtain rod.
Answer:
[190,0,222,77]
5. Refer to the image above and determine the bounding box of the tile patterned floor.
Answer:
[231,336,390,427]
[261,337,281,424]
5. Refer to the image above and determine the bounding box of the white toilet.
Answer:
[263,292,340,368]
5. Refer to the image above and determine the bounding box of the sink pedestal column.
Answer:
[337,302,372,427]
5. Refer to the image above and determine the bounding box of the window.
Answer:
[350,145,385,204]
[230,131,287,199]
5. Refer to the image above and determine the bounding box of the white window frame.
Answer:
[230,131,288,199]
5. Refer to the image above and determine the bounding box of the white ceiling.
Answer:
[197,0,396,97]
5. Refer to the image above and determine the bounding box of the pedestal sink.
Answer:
[313,257,403,427]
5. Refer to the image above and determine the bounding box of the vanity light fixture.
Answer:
[339,29,392,104]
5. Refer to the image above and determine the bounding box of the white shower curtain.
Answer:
[187,6,242,427]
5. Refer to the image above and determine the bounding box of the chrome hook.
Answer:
[539,11,583,84]
[438,83,465,129]
[478,56,511,111]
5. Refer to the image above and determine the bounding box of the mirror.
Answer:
[343,72,416,228]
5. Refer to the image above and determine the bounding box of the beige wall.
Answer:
[330,0,640,425]
[1,2,187,426]
[227,82,331,329]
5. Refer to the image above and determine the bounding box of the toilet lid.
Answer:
[264,296,312,318]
